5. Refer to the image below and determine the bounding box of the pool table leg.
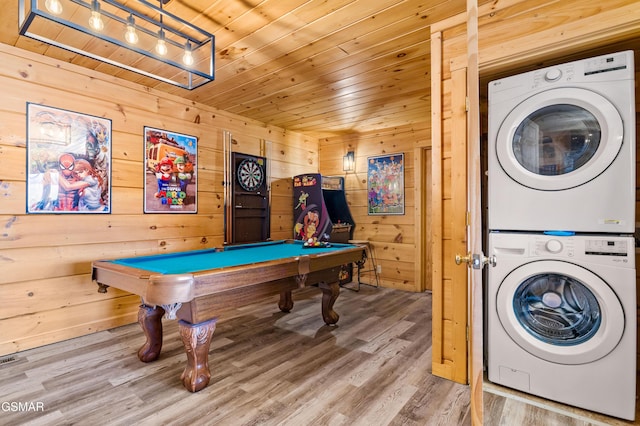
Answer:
[137,304,165,362]
[318,281,340,325]
[178,318,217,392]
[279,290,294,313]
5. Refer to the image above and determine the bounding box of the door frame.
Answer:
[430,1,483,424]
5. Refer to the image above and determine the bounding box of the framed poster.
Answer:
[27,103,112,213]
[367,153,405,215]
[144,127,197,213]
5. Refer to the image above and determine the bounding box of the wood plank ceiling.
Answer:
[0,0,469,137]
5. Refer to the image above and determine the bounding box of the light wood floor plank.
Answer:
[0,286,471,425]
[4,285,633,424]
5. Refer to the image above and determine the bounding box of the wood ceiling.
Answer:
[1,0,469,137]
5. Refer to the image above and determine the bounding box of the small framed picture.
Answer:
[143,127,198,213]
[367,153,405,215]
[26,103,112,213]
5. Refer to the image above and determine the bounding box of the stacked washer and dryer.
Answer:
[486,51,637,420]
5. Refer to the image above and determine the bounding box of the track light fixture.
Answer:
[155,29,168,56]
[19,0,216,89]
[45,0,63,14]
[88,0,104,31]
[183,41,194,66]
[124,14,139,44]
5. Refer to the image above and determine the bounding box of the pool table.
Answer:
[92,239,365,392]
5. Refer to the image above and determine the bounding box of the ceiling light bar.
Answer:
[19,0,215,90]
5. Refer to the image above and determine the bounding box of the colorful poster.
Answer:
[143,127,197,213]
[367,153,405,215]
[27,103,112,214]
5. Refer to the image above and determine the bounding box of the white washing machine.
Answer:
[488,51,635,233]
[487,232,636,420]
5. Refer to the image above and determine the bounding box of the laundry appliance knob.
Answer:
[544,68,562,82]
[545,239,563,253]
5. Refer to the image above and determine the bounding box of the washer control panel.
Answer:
[583,51,630,76]
[533,236,630,257]
[584,239,629,256]
[528,235,633,267]
[508,50,633,91]
[490,233,635,268]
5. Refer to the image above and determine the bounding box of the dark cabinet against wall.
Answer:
[231,152,269,243]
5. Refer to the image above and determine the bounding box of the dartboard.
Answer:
[237,158,264,191]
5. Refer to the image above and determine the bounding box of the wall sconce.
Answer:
[343,151,355,172]
[19,0,215,90]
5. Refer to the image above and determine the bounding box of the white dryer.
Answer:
[487,232,636,420]
[488,51,635,233]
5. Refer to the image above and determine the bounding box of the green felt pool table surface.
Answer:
[110,239,357,274]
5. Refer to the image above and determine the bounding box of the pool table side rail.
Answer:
[91,261,196,306]
[91,245,365,308]
[180,251,364,323]
[189,245,364,294]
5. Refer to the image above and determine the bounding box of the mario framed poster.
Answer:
[26,103,112,214]
[143,127,198,213]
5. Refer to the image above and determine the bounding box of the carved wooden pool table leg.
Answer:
[318,281,340,325]
[178,318,217,392]
[137,304,165,362]
[279,290,294,313]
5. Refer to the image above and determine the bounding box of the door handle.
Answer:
[455,253,497,269]
[455,253,472,265]
[483,254,497,268]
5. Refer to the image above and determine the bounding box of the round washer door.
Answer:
[496,260,625,364]
[496,87,624,191]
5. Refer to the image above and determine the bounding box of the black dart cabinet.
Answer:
[231,152,269,243]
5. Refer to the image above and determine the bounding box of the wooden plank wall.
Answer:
[0,43,318,357]
[317,123,430,292]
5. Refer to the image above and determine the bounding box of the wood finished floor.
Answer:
[0,286,472,426]
[5,283,631,425]
[483,376,640,426]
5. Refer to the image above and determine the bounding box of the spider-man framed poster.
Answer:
[26,103,112,214]
[143,126,198,213]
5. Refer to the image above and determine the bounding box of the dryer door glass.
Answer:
[513,105,601,176]
[513,273,601,346]
[495,87,624,191]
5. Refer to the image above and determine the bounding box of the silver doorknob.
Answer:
[484,255,497,267]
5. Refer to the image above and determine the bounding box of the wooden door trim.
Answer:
[430,30,447,377]
[419,147,433,292]
[449,66,469,385]
[467,0,483,424]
